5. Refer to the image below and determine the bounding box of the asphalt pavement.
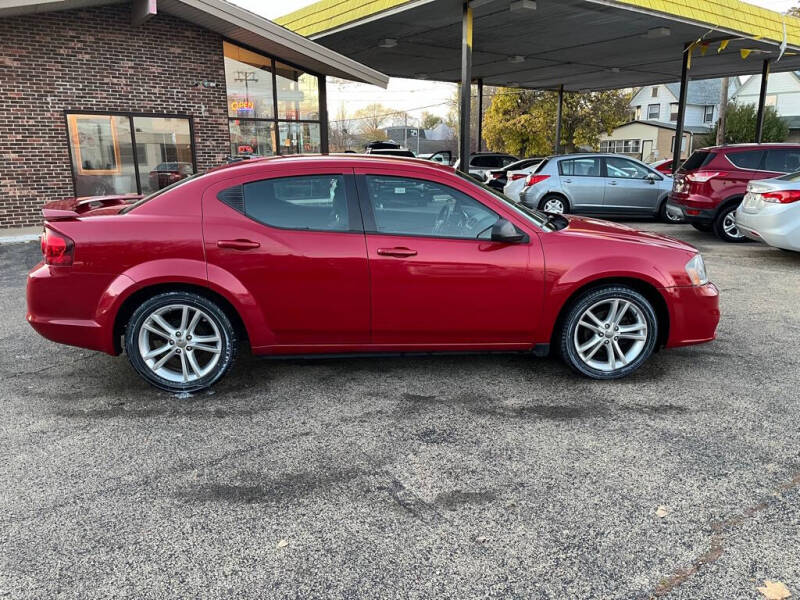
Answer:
[1,223,799,599]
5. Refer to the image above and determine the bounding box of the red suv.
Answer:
[28,155,720,392]
[667,144,800,242]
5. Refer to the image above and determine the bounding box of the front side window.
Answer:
[364,175,499,239]
[559,157,601,177]
[606,157,651,179]
[647,104,660,120]
[726,150,764,170]
[241,175,349,231]
[67,113,194,197]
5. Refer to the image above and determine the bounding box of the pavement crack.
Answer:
[651,470,800,598]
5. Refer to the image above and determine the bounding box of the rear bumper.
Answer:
[664,283,721,348]
[668,193,718,224]
[735,204,800,251]
[26,263,118,354]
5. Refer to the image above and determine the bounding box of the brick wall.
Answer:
[0,4,230,229]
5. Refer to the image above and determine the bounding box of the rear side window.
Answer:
[726,150,764,170]
[559,157,601,177]
[680,151,715,172]
[225,175,350,231]
[764,149,800,173]
[500,156,517,167]
[471,155,503,168]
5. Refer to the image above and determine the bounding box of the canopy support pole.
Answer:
[319,75,329,153]
[672,43,690,173]
[554,84,564,154]
[458,1,473,172]
[477,78,484,152]
[755,59,771,143]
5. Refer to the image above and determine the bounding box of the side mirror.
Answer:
[491,218,527,243]
[645,172,659,184]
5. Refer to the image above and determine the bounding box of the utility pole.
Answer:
[404,113,408,148]
[717,77,729,146]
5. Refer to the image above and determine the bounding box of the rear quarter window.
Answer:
[680,151,715,171]
[725,150,764,170]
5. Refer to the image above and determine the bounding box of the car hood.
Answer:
[561,215,696,252]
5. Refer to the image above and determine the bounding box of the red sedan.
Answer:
[28,155,720,392]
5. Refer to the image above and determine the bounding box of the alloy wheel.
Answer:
[137,303,222,383]
[572,298,648,372]
[722,210,743,239]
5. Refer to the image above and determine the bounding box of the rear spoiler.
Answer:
[42,194,142,221]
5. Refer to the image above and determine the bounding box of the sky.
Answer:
[230,0,800,124]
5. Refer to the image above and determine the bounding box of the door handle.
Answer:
[377,247,417,258]
[563,178,573,183]
[217,239,260,250]
[609,181,618,185]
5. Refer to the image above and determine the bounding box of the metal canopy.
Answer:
[278,0,800,91]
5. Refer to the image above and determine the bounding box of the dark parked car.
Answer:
[667,143,800,242]
[485,157,543,192]
[148,162,194,190]
[453,152,519,179]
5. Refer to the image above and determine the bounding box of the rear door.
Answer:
[202,166,370,349]
[557,157,605,211]
[603,156,662,213]
[354,167,544,347]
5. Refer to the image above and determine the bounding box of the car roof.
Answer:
[697,143,800,152]
[205,153,455,176]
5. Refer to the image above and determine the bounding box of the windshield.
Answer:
[120,173,200,214]
[455,171,557,230]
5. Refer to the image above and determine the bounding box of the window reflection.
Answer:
[275,61,319,121]
[279,122,321,154]
[223,41,274,119]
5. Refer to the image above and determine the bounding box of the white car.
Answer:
[736,173,800,252]
[503,162,543,201]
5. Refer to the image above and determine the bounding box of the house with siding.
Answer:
[733,71,800,142]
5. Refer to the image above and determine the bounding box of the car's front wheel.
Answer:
[559,286,658,379]
[125,291,238,393]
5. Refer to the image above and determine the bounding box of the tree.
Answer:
[788,3,800,17]
[420,111,443,130]
[702,103,788,146]
[482,88,631,156]
[352,103,393,141]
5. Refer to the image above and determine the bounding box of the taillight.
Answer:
[41,228,74,266]
[761,190,800,204]
[525,174,550,186]
[489,171,502,179]
[686,171,724,183]
[510,173,527,181]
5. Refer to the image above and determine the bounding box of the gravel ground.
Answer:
[1,223,799,599]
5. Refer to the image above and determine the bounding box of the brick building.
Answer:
[0,0,387,229]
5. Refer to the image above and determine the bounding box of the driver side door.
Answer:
[354,169,542,347]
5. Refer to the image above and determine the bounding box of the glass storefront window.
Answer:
[134,117,193,194]
[67,113,195,196]
[275,61,319,121]
[223,41,275,119]
[229,120,276,157]
[68,114,137,197]
[279,122,321,155]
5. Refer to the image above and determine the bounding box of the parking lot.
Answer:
[1,223,799,599]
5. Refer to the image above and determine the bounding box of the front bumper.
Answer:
[663,282,721,348]
[735,204,800,251]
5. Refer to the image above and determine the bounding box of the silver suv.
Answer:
[519,153,677,221]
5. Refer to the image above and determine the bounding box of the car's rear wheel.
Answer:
[125,291,237,393]
[690,222,713,232]
[559,286,658,379]
[713,203,747,243]
[539,194,569,214]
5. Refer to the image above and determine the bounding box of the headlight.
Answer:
[685,254,708,286]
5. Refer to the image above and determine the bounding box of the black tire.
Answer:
[559,286,658,380]
[125,291,238,393]
[690,222,713,233]
[712,202,747,243]
[658,199,683,223]
[539,194,569,214]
